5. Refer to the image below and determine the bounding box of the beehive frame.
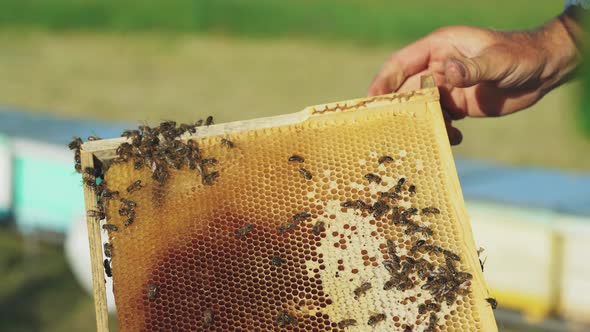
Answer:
[80,76,497,331]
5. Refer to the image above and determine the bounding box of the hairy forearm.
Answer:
[534,13,583,92]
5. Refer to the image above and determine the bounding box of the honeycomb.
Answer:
[87,87,497,331]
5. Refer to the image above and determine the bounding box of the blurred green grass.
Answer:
[0,0,560,45]
[0,229,117,332]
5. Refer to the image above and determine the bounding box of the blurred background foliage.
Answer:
[0,0,559,44]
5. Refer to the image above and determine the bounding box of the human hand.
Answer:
[368,18,580,145]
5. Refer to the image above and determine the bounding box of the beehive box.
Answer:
[80,77,497,331]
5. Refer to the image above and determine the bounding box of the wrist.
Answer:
[535,16,582,91]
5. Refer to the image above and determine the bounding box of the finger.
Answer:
[368,38,432,96]
[445,120,463,145]
[445,46,515,88]
[438,84,467,120]
[397,71,468,120]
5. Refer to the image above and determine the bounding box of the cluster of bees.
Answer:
[69,117,232,281]
[114,116,224,186]
[336,155,497,330]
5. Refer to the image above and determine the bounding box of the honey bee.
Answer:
[401,259,416,272]
[236,224,254,237]
[418,303,427,314]
[408,185,416,194]
[68,137,83,150]
[386,239,396,258]
[341,200,354,208]
[337,319,357,328]
[397,177,406,186]
[427,303,441,312]
[371,201,390,218]
[102,224,118,232]
[407,207,418,215]
[195,119,204,127]
[203,309,214,327]
[378,156,394,164]
[288,155,305,163]
[311,221,325,235]
[364,173,382,184]
[383,279,396,291]
[293,211,312,222]
[121,129,140,139]
[404,325,413,332]
[103,243,113,258]
[100,189,119,201]
[152,165,169,184]
[486,298,498,309]
[354,200,369,210]
[87,209,105,219]
[424,313,439,332]
[179,123,198,135]
[396,278,414,291]
[205,116,214,126]
[202,171,220,185]
[74,163,82,174]
[409,240,426,254]
[116,142,133,157]
[353,282,372,298]
[133,159,144,170]
[380,191,400,200]
[220,138,235,148]
[103,259,112,277]
[159,120,176,131]
[201,158,218,166]
[84,167,100,177]
[422,207,441,215]
[126,180,143,193]
[278,221,297,234]
[120,198,137,209]
[416,259,434,279]
[298,167,313,180]
[419,303,441,314]
[271,256,284,266]
[394,178,405,193]
[124,212,135,226]
[118,207,131,216]
[405,223,433,237]
[148,284,158,300]
[84,177,97,191]
[455,271,473,282]
[391,207,404,225]
[383,259,400,275]
[275,311,298,326]
[442,249,461,261]
[367,313,385,326]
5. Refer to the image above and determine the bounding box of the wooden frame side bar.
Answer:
[81,150,110,332]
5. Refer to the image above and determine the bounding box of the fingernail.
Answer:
[450,58,467,78]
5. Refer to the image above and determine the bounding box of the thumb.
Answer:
[445,47,514,88]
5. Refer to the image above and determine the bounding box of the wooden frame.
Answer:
[80,75,496,331]
[80,151,110,332]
